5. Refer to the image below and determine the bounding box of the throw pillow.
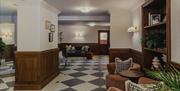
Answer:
[115,58,133,73]
[140,82,166,91]
[125,80,146,91]
[115,57,122,62]
[66,45,72,53]
[125,80,165,91]
[85,45,89,52]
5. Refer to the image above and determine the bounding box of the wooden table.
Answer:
[85,52,93,60]
[119,70,144,83]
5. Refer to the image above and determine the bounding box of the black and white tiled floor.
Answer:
[43,56,109,91]
[0,61,15,91]
[0,56,109,91]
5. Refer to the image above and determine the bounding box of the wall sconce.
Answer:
[127,27,138,32]
[0,32,13,38]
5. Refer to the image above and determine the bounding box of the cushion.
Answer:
[125,80,146,91]
[125,80,165,91]
[140,82,165,91]
[66,45,72,53]
[84,45,89,51]
[115,58,133,73]
[115,57,122,62]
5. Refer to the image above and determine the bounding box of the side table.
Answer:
[85,52,93,60]
[119,70,144,83]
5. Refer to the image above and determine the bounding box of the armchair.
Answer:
[106,63,141,90]
[107,77,156,91]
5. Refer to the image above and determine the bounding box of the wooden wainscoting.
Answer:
[15,48,59,90]
[130,49,143,67]
[109,48,131,63]
[109,48,143,66]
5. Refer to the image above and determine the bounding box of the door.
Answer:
[98,30,110,55]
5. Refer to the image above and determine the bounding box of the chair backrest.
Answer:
[125,80,146,91]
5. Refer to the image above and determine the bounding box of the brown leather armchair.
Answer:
[107,77,156,91]
[106,63,141,90]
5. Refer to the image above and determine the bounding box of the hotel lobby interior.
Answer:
[0,0,180,91]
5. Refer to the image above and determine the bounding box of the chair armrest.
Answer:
[107,87,123,91]
[138,77,156,84]
[106,75,129,91]
[107,63,116,74]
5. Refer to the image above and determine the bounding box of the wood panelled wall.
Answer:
[15,48,59,90]
[109,48,143,66]
[59,43,100,55]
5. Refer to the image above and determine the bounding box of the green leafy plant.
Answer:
[0,37,6,59]
[143,32,165,49]
[146,65,180,91]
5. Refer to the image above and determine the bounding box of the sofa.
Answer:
[106,62,141,90]
[62,45,90,58]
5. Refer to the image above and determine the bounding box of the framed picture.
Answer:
[45,20,51,30]
[150,14,161,25]
[50,24,55,32]
[49,32,53,42]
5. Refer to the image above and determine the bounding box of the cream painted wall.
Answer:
[110,9,132,48]
[59,25,109,43]
[130,0,145,52]
[171,0,180,64]
[40,1,59,51]
[17,0,59,51]
[17,0,41,51]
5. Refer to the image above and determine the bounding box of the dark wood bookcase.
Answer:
[142,0,171,69]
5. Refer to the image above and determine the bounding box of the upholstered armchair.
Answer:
[106,63,141,90]
[107,77,156,91]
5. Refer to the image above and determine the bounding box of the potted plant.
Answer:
[0,37,6,65]
[143,32,165,49]
[146,65,180,91]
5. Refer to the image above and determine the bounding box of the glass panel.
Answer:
[100,32,108,44]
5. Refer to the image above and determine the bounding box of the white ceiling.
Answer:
[0,0,17,15]
[45,0,140,13]
[0,0,140,15]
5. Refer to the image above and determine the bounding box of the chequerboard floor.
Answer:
[0,55,109,91]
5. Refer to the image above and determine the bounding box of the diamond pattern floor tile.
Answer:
[89,78,106,86]
[69,72,87,77]
[0,55,109,91]
[62,79,85,87]
[72,82,98,91]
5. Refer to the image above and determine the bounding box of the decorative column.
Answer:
[15,0,60,90]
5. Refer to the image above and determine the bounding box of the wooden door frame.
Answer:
[98,30,110,46]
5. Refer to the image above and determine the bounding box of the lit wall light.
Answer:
[127,27,138,32]
[76,7,95,13]
[87,22,96,27]
[0,31,13,38]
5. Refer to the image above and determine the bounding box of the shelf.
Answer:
[142,0,155,7]
[144,22,166,29]
[144,48,166,54]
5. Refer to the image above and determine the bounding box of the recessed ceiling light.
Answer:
[88,22,96,27]
[76,7,95,13]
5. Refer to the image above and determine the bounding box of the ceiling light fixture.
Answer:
[76,7,95,13]
[88,22,96,27]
